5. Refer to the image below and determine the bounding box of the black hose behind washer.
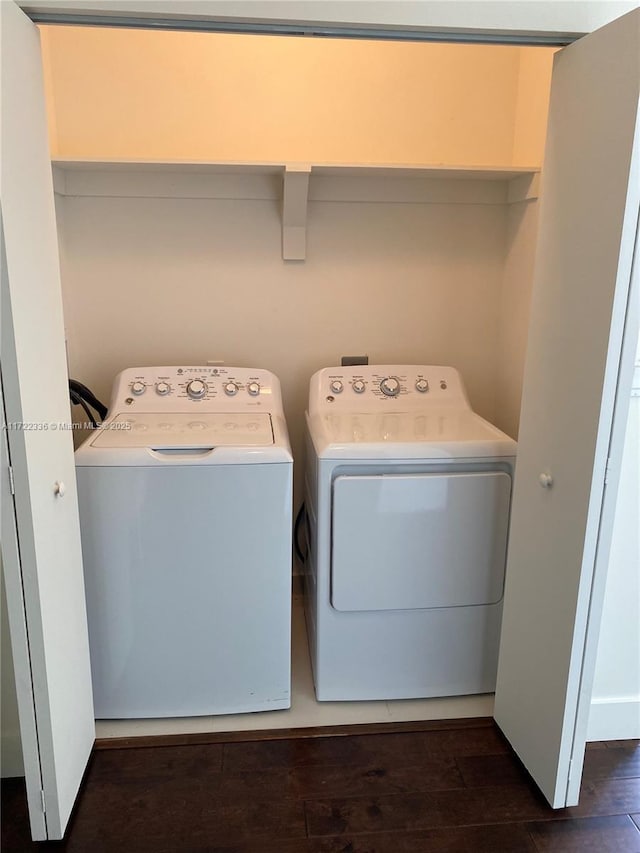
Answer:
[69,379,108,427]
[294,502,308,566]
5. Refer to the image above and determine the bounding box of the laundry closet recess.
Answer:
[43,27,553,448]
[3,5,640,839]
[9,21,631,744]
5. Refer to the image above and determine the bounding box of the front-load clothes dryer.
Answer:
[303,365,517,702]
[75,366,293,718]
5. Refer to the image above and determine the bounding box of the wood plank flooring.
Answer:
[2,722,639,852]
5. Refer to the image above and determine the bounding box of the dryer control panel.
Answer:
[308,365,470,415]
[108,366,284,414]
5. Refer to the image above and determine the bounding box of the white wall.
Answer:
[57,189,509,503]
[496,199,540,438]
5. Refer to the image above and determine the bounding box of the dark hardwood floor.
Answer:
[2,721,639,852]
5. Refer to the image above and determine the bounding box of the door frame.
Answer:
[2,2,637,836]
[16,0,638,44]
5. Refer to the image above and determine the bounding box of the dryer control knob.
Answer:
[247,382,261,396]
[352,380,366,394]
[415,379,429,393]
[330,380,344,394]
[186,379,207,399]
[224,382,239,396]
[131,381,146,396]
[155,382,171,396]
[380,377,401,397]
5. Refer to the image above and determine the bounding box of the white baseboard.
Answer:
[587,697,640,742]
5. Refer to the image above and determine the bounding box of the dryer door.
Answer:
[331,471,511,612]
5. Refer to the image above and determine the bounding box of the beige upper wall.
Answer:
[40,26,553,167]
[513,49,555,167]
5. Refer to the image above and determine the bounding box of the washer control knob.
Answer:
[352,379,366,394]
[186,379,207,399]
[415,379,429,393]
[380,377,401,397]
[155,381,171,396]
[224,382,239,396]
[330,380,344,394]
[247,382,261,397]
[131,381,146,396]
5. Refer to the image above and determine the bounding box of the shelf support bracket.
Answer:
[282,165,311,261]
[508,172,540,204]
[51,165,67,197]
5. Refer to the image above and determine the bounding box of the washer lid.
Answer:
[308,410,517,459]
[90,412,274,448]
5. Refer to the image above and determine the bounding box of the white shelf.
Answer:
[52,159,540,260]
[52,158,538,178]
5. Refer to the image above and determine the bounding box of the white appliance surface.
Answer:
[90,412,274,448]
[304,364,516,702]
[331,471,512,612]
[310,410,514,459]
[307,365,515,459]
[76,366,293,719]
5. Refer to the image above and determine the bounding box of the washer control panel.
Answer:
[309,365,470,415]
[109,366,281,413]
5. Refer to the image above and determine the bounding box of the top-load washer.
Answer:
[304,365,517,701]
[76,366,292,718]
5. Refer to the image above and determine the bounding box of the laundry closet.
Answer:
[45,29,552,455]
[1,3,638,840]
[39,24,552,720]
